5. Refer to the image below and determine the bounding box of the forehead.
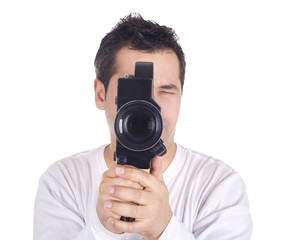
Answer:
[114,47,181,87]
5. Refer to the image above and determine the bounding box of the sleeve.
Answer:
[159,214,195,240]
[160,172,252,240]
[33,164,123,240]
[193,172,253,240]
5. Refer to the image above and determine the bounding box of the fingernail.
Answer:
[107,186,115,194]
[116,167,125,175]
[104,201,112,209]
[108,218,114,225]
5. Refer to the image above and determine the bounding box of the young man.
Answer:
[34,14,252,240]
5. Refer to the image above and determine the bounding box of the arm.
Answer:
[193,172,252,240]
[160,172,252,240]
[159,214,195,240]
[33,163,122,240]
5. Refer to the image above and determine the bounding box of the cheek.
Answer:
[162,107,179,128]
[104,91,117,129]
[158,97,181,128]
[105,103,116,126]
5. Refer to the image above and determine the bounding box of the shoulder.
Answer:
[175,144,237,182]
[173,144,248,205]
[177,143,249,207]
[50,146,103,171]
[173,145,252,228]
[39,145,107,188]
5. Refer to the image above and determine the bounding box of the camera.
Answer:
[113,62,167,169]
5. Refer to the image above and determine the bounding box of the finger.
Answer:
[104,164,137,178]
[107,216,147,234]
[105,218,123,235]
[114,166,156,189]
[101,177,144,191]
[99,179,144,203]
[104,200,148,219]
[108,185,149,205]
[150,156,163,181]
[102,164,144,190]
[103,165,124,178]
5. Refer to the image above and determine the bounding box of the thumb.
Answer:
[150,155,163,180]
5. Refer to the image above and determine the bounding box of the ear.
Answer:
[94,79,106,110]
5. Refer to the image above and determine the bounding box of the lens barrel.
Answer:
[114,100,163,151]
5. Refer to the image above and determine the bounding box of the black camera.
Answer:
[113,62,167,169]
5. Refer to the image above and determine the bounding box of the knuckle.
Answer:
[136,174,147,186]
[134,189,142,200]
[99,183,106,194]
[158,182,167,193]
[140,173,148,182]
[127,223,135,232]
[125,179,133,186]
[131,205,138,216]
[102,170,109,178]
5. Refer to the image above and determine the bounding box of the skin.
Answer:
[94,46,182,239]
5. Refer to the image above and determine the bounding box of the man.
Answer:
[34,13,252,240]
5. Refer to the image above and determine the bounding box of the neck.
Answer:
[104,141,177,173]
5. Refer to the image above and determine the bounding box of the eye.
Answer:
[157,84,180,95]
[160,91,175,95]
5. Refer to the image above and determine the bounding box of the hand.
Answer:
[97,164,144,234]
[97,156,172,239]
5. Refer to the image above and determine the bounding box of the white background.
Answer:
[0,0,286,239]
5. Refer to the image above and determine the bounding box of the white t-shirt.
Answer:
[34,144,252,240]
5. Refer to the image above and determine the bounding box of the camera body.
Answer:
[113,62,166,169]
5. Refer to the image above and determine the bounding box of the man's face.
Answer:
[101,47,182,151]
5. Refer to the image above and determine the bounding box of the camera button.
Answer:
[117,155,127,165]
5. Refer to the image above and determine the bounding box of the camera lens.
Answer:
[114,100,163,151]
[125,108,155,143]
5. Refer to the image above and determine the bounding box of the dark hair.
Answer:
[94,13,186,92]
